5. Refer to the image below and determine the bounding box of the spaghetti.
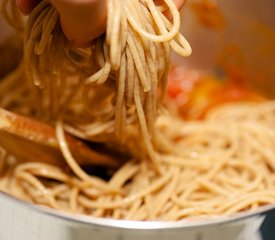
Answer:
[22,0,191,167]
[1,0,275,221]
[2,95,275,220]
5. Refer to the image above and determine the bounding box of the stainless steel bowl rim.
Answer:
[1,192,274,231]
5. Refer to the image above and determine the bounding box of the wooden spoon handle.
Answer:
[0,108,117,167]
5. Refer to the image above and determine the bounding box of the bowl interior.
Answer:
[175,0,275,98]
[0,0,275,229]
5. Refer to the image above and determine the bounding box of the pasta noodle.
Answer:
[1,0,275,221]
[2,97,275,220]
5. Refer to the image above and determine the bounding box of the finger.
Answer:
[16,0,41,15]
[157,0,187,20]
[173,0,187,10]
[51,0,107,48]
[155,0,187,10]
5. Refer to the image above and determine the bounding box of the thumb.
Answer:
[16,0,40,15]
[51,0,107,48]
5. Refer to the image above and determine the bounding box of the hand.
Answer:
[17,0,186,48]
[17,0,107,47]
[155,0,186,10]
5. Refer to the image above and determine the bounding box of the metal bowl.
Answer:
[0,0,275,239]
[0,192,274,240]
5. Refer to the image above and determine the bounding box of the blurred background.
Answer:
[176,0,275,98]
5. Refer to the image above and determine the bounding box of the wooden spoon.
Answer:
[0,108,118,167]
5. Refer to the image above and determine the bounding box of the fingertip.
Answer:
[56,0,107,48]
[174,0,187,10]
[16,0,27,15]
[17,0,40,15]
[58,19,97,48]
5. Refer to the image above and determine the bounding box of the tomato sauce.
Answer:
[191,0,225,30]
[166,65,264,120]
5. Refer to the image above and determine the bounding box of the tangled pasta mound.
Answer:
[1,0,275,221]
